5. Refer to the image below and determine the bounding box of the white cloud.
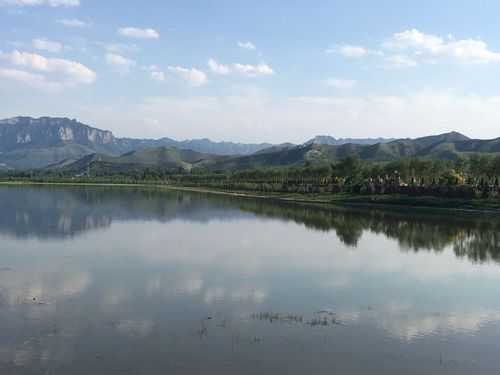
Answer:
[325,78,357,89]
[1,0,79,6]
[4,51,95,84]
[144,65,167,82]
[57,18,88,28]
[384,29,500,64]
[167,66,207,86]
[233,63,274,76]
[337,45,369,57]
[333,29,500,67]
[150,70,166,82]
[207,58,230,75]
[0,50,96,89]
[105,53,136,73]
[32,38,63,53]
[208,58,274,77]
[384,29,443,51]
[0,67,59,91]
[237,41,256,50]
[118,27,160,40]
[329,44,381,58]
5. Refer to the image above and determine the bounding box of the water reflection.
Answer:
[0,186,252,239]
[1,186,500,374]
[1,185,500,263]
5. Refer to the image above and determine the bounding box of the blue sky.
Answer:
[1,0,500,143]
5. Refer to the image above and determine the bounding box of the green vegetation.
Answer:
[4,152,500,213]
[3,129,500,212]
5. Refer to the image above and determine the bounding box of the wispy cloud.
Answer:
[327,44,382,58]
[57,18,88,28]
[208,58,274,77]
[105,53,136,73]
[237,41,256,50]
[118,27,160,40]
[167,66,207,86]
[233,63,274,76]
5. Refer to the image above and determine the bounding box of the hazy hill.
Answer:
[253,143,296,155]
[305,135,395,146]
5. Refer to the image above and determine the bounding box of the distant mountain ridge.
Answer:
[0,117,272,169]
[199,131,500,172]
[2,116,499,172]
[305,135,395,146]
[0,116,418,170]
[62,131,500,176]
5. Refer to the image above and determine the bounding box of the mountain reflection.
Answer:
[1,186,499,263]
[0,186,251,239]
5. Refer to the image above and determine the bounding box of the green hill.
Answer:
[60,146,226,174]
[52,132,500,175]
[205,132,500,171]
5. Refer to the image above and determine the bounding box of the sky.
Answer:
[1,0,500,143]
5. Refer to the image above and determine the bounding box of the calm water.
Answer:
[1,186,500,374]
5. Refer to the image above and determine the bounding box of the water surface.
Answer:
[1,186,500,374]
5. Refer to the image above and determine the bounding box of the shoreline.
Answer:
[1,180,500,215]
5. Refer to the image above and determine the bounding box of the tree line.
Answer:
[180,154,500,199]
[3,153,500,199]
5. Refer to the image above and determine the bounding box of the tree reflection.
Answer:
[1,185,499,264]
[225,198,500,263]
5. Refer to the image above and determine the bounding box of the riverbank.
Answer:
[2,180,500,214]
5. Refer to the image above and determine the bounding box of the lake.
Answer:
[1,186,500,374]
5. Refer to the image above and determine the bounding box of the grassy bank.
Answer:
[2,180,500,214]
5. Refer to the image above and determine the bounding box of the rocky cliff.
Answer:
[0,117,115,153]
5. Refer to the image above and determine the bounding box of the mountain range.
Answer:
[64,130,500,175]
[0,117,273,169]
[0,116,397,170]
[1,116,500,173]
[304,135,395,146]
